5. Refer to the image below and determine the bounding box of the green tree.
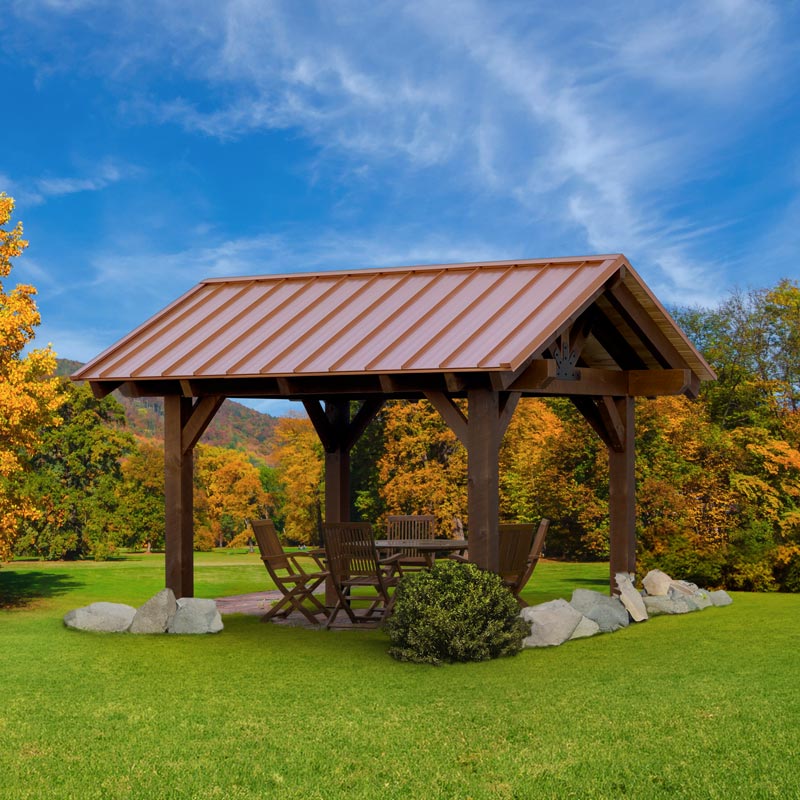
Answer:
[16,381,134,560]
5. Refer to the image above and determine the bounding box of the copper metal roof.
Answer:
[73,254,715,392]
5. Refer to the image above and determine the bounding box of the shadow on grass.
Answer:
[0,571,83,609]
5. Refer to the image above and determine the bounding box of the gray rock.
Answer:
[168,598,223,634]
[615,573,648,622]
[642,569,672,596]
[709,589,733,606]
[668,579,701,597]
[130,588,177,634]
[569,615,601,640]
[692,590,714,610]
[521,599,583,647]
[64,601,136,633]
[643,595,692,616]
[570,589,629,633]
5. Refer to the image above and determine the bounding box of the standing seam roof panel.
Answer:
[100,284,238,378]
[71,255,716,384]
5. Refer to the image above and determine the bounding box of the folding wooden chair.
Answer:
[498,519,549,607]
[249,518,329,625]
[322,521,401,629]
[385,514,436,570]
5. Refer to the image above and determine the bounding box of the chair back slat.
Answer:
[250,518,292,572]
[498,519,549,602]
[323,522,379,580]
[498,524,537,581]
[386,514,435,557]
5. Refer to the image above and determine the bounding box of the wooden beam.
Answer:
[608,396,636,592]
[590,306,648,370]
[342,398,384,452]
[597,396,625,452]
[164,396,194,599]
[498,391,521,438]
[511,363,628,396]
[87,380,121,399]
[570,396,615,449]
[627,369,700,399]
[607,282,687,370]
[181,396,225,454]
[424,391,468,446]
[506,359,559,392]
[444,372,467,392]
[302,399,338,452]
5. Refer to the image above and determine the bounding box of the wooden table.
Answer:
[374,539,469,569]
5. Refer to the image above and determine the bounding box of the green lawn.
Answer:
[1,552,798,799]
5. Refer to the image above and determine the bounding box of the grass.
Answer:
[1,552,799,799]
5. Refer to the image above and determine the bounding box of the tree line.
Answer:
[2,195,799,590]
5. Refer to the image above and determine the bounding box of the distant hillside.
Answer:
[58,360,279,458]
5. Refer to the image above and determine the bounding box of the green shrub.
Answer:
[386,560,528,665]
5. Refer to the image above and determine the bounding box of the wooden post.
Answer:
[164,396,194,599]
[608,396,636,592]
[467,389,501,572]
[323,400,351,524]
[163,394,224,600]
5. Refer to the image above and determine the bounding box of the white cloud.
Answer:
[3,161,137,207]
[8,0,797,306]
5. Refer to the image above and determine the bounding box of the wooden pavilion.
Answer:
[73,254,715,598]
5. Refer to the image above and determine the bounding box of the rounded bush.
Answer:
[386,559,528,665]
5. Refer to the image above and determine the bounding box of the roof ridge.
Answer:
[199,255,622,285]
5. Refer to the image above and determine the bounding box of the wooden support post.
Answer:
[608,396,636,593]
[467,389,501,572]
[164,396,195,599]
[164,394,224,599]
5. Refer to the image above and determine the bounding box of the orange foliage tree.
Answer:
[0,195,62,560]
[377,400,467,536]
[267,415,324,545]
[194,445,269,549]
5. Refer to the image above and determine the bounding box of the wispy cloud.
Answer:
[3,161,137,207]
[7,0,798,309]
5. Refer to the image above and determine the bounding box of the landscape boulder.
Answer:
[520,599,583,647]
[642,595,693,616]
[130,588,177,634]
[167,598,223,634]
[642,569,673,597]
[568,615,601,640]
[64,602,137,633]
[615,573,648,622]
[570,589,629,633]
[709,590,733,606]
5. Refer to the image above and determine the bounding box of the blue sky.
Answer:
[2,0,800,414]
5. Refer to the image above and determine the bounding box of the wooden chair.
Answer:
[498,519,549,607]
[385,514,436,570]
[322,521,401,629]
[249,518,329,625]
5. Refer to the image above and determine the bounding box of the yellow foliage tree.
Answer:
[378,400,467,535]
[0,195,62,560]
[194,445,270,549]
[268,415,324,545]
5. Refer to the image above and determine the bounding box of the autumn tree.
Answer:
[193,445,270,549]
[15,381,134,560]
[378,400,467,535]
[118,439,165,551]
[499,398,609,559]
[0,195,62,560]
[267,415,324,545]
